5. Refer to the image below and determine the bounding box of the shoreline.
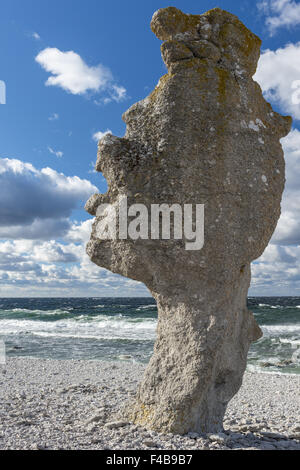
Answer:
[0,357,299,450]
[5,354,300,378]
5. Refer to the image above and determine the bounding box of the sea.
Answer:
[0,297,299,375]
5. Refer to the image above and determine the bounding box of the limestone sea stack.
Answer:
[85,7,292,434]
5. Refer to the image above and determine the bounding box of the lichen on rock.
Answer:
[85,6,292,434]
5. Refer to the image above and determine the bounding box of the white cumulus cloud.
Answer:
[250,127,300,294]
[0,158,97,239]
[258,0,300,34]
[0,158,148,296]
[262,129,300,245]
[254,42,300,120]
[92,129,112,142]
[0,227,148,297]
[35,47,127,102]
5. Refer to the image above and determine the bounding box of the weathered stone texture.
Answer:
[85,7,292,433]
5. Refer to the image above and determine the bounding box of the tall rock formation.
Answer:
[85,7,292,433]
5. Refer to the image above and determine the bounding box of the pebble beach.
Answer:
[0,357,299,450]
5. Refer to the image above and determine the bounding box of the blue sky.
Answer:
[1,0,300,296]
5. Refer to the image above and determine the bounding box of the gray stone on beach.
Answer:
[86,413,105,424]
[104,421,130,429]
[260,443,277,450]
[143,439,157,447]
[85,7,291,434]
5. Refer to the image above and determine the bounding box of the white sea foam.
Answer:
[137,305,156,310]
[3,308,70,315]
[246,363,297,376]
[280,338,300,346]
[261,324,300,336]
[0,315,157,341]
[257,304,284,309]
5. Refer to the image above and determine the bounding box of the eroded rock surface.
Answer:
[85,7,291,433]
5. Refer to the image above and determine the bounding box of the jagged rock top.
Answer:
[151,6,262,76]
